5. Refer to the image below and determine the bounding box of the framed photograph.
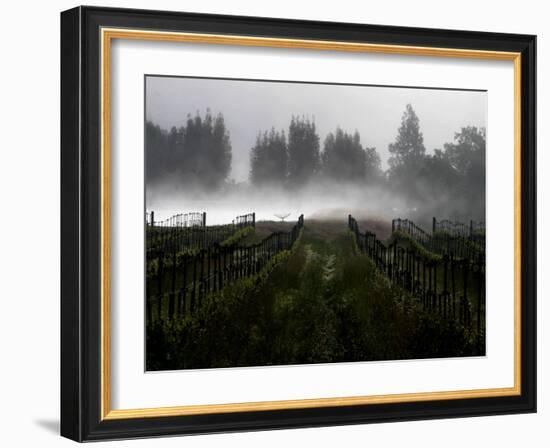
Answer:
[60,6,536,441]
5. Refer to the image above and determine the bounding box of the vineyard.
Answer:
[146,211,486,370]
[146,212,303,323]
[350,215,485,352]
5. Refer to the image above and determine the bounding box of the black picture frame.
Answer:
[61,5,536,442]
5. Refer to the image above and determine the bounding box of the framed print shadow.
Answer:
[60,6,536,442]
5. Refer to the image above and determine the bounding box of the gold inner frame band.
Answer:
[100,27,522,421]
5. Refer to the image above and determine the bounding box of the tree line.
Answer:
[146,104,486,217]
[146,110,232,191]
[250,117,383,187]
[387,104,485,218]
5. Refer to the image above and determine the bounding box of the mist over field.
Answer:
[147,180,472,230]
[145,76,488,370]
[145,76,487,230]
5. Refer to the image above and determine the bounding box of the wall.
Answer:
[0,0,546,446]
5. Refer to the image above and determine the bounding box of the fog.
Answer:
[145,76,486,227]
[147,180,479,229]
[148,182,401,226]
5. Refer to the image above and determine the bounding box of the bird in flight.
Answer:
[274,213,291,222]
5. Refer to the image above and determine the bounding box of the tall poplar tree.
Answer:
[287,116,320,185]
[144,109,232,191]
[322,128,366,181]
[388,104,426,170]
[249,128,288,186]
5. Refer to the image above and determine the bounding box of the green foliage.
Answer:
[146,247,199,279]
[431,230,485,255]
[220,226,254,247]
[147,227,477,371]
[329,254,413,361]
[269,248,340,363]
[146,226,255,279]
[388,230,443,262]
[146,232,303,370]
[408,315,474,358]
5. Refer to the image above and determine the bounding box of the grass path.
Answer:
[251,219,420,365]
[299,219,357,284]
[322,254,337,282]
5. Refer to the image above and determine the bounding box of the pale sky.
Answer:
[146,76,486,182]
